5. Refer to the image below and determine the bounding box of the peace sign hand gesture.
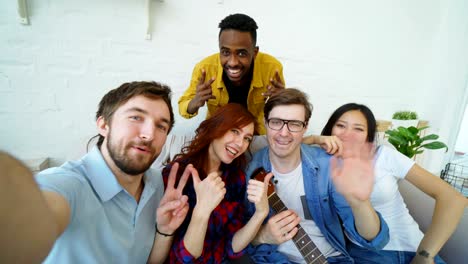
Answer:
[156,163,196,235]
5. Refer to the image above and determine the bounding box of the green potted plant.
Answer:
[385,126,448,158]
[392,110,419,129]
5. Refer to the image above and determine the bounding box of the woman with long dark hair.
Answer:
[321,103,466,264]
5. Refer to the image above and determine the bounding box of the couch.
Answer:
[399,180,468,263]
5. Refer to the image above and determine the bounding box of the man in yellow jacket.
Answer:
[178,13,285,135]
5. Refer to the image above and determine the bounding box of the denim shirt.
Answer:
[245,144,389,263]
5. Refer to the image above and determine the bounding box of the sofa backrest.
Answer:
[398,180,468,263]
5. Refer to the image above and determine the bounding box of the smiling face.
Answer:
[331,110,368,144]
[266,104,307,160]
[98,95,171,176]
[208,122,254,169]
[219,29,258,86]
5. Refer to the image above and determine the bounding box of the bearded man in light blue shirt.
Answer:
[34,81,197,263]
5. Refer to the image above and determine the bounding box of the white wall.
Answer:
[455,106,468,153]
[1,0,468,171]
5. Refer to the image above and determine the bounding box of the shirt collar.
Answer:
[215,54,225,89]
[300,144,320,171]
[83,147,160,202]
[83,147,123,202]
[251,54,264,88]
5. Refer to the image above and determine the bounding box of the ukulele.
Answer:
[252,167,328,264]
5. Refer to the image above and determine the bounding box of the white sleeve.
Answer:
[379,145,415,179]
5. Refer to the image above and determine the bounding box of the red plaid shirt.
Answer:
[162,161,247,264]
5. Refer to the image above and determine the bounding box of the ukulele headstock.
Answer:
[251,167,275,195]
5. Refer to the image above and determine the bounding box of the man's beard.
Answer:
[106,133,156,176]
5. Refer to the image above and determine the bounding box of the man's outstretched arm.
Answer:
[0,151,59,263]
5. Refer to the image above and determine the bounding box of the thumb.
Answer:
[264,172,274,185]
[158,199,181,215]
[263,172,274,195]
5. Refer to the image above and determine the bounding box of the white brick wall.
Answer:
[1,0,467,172]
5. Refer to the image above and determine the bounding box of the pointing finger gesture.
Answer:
[188,69,216,114]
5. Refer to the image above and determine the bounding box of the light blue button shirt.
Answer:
[36,147,164,264]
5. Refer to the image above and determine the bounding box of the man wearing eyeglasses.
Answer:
[245,88,389,263]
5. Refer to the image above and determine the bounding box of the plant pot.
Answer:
[391,119,419,129]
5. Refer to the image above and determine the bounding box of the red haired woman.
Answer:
[162,103,271,263]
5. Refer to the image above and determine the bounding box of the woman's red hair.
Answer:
[175,103,256,178]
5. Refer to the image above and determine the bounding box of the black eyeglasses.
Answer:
[267,118,307,132]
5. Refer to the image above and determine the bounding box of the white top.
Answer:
[372,145,424,251]
[272,163,340,263]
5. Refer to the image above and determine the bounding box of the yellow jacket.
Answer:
[178,52,284,135]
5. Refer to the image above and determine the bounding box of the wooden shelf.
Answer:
[377,120,429,132]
